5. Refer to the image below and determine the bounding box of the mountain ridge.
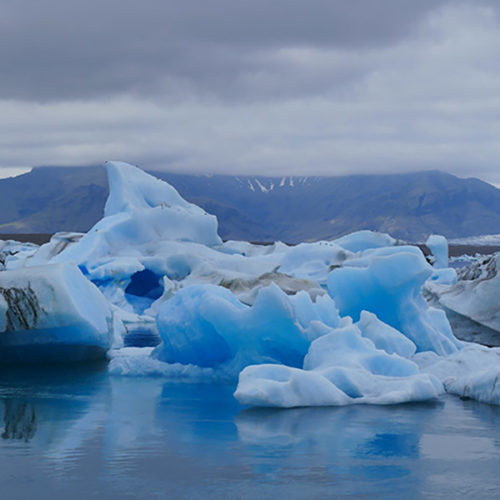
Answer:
[1,165,500,243]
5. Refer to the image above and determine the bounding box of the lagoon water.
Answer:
[0,365,499,499]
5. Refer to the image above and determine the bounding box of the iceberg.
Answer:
[153,283,319,375]
[0,263,114,362]
[327,249,462,356]
[415,343,500,405]
[234,324,442,408]
[52,161,222,268]
[3,160,500,409]
[427,253,500,333]
[424,234,457,285]
[426,234,449,269]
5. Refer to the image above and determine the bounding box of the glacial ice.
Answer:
[0,239,39,270]
[327,249,462,356]
[2,161,500,407]
[278,241,352,284]
[234,324,442,408]
[427,253,500,333]
[0,263,114,362]
[425,234,457,285]
[357,311,416,359]
[153,283,321,375]
[426,234,449,268]
[51,161,222,278]
[414,343,500,405]
[331,230,396,253]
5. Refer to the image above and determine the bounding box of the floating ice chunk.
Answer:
[54,161,222,268]
[428,253,500,333]
[235,325,442,408]
[235,364,352,407]
[357,311,416,359]
[426,234,449,268]
[0,263,114,362]
[424,234,457,285]
[153,283,311,374]
[445,368,500,405]
[328,250,462,356]
[332,230,396,253]
[415,343,500,405]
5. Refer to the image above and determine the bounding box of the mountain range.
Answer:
[1,166,500,243]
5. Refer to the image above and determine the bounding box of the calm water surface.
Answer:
[0,365,499,499]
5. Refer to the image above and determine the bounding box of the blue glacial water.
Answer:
[0,364,500,499]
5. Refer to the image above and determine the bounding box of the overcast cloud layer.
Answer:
[2,0,500,183]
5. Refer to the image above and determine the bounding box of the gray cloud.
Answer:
[1,1,500,185]
[0,0,444,101]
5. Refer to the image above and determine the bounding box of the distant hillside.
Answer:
[1,166,500,243]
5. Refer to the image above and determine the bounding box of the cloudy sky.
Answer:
[2,0,500,183]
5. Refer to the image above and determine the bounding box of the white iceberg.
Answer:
[235,324,442,408]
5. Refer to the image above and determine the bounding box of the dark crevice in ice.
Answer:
[0,286,45,332]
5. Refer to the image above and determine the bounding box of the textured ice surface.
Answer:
[278,241,352,284]
[25,232,84,267]
[328,249,462,356]
[0,239,39,270]
[426,234,449,268]
[235,324,442,407]
[332,230,396,253]
[0,263,114,362]
[153,283,316,375]
[415,343,500,405]
[428,253,500,332]
[357,311,416,359]
[53,161,221,269]
[425,235,457,285]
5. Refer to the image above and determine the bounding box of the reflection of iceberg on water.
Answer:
[1,400,37,442]
[0,366,110,460]
[235,404,426,458]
